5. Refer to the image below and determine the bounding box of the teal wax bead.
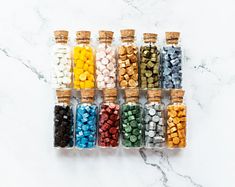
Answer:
[75,103,97,149]
[121,103,143,148]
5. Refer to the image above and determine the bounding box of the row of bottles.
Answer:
[52,29,182,90]
[53,88,186,149]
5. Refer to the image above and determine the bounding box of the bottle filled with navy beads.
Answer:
[75,89,97,149]
[121,88,143,148]
[161,32,182,89]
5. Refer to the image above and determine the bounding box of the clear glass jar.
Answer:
[161,32,182,89]
[118,29,138,88]
[73,31,95,89]
[96,31,117,89]
[140,33,160,89]
[121,88,143,148]
[98,88,120,148]
[75,89,97,149]
[143,90,165,148]
[52,30,72,89]
[166,89,186,148]
[54,89,74,148]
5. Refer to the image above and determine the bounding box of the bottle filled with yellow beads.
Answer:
[73,31,95,89]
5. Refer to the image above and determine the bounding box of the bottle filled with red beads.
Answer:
[98,88,120,148]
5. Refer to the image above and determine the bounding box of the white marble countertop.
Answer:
[0,0,234,186]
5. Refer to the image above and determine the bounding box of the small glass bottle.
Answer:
[73,31,95,89]
[96,31,117,89]
[144,90,165,148]
[54,89,74,148]
[52,30,72,89]
[118,29,138,89]
[161,32,182,89]
[166,89,186,148]
[98,88,120,148]
[121,88,143,148]
[140,33,160,89]
[75,89,97,149]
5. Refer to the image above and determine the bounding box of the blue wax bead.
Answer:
[82,125,89,131]
[81,117,88,123]
[81,137,88,143]
[83,130,90,136]
[83,113,89,118]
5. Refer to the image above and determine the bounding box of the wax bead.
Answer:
[52,30,72,89]
[54,105,74,148]
[96,31,117,89]
[161,32,182,89]
[121,89,143,148]
[73,31,95,89]
[140,33,160,89]
[118,29,138,88]
[166,89,186,148]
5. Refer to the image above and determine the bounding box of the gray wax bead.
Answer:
[152,115,160,122]
[148,130,156,138]
[148,108,156,116]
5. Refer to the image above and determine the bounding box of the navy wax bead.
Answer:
[161,46,182,89]
[75,103,97,149]
[54,105,74,148]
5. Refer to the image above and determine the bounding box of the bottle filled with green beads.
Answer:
[121,88,143,148]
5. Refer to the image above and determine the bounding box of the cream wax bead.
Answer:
[96,31,116,89]
[52,30,72,89]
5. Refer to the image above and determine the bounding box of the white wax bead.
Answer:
[97,75,104,81]
[96,70,102,75]
[99,64,106,71]
[107,63,114,70]
[102,69,110,76]
[104,77,110,83]
[106,54,113,60]
[98,81,105,88]
[101,58,109,65]
[109,50,115,57]
[99,51,106,58]
[110,58,116,64]
[105,46,112,54]
[98,43,106,50]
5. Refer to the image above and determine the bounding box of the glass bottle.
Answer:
[161,32,182,89]
[52,30,72,89]
[118,29,138,89]
[98,88,120,148]
[143,90,165,148]
[121,88,143,148]
[96,31,117,89]
[73,31,95,89]
[140,33,160,89]
[75,89,97,149]
[166,89,186,148]
[54,89,74,148]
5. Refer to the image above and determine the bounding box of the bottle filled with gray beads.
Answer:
[143,90,165,148]
[161,32,182,89]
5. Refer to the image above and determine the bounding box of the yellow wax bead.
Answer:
[80,82,85,88]
[88,66,94,74]
[83,63,89,71]
[88,74,94,81]
[85,81,94,88]
[76,68,84,75]
[79,73,87,81]
[76,61,84,69]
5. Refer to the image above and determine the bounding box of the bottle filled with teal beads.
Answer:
[75,89,97,149]
[121,88,143,148]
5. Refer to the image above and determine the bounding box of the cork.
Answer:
[143,33,157,43]
[56,89,71,104]
[147,89,161,102]
[165,32,180,45]
[54,30,68,43]
[103,88,117,97]
[76,31,91,44]
[170,89,184,102]
[120,29,135,42]
[81,89,95,98]
[125,88,139,98]
[99,30,114,43]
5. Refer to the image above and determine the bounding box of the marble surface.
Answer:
[0,0,234,186]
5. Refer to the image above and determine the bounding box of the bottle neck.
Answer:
[76,39,90,45]
[55,39,68,44]
[171,97,183,103]
[103,96,116,103]
[121,38,134,44]
[148,97,161,103]
[126,97,138,103]
[81,97,94,103]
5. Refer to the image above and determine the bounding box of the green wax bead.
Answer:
[153,69,158,74]
[148,83,154,88]
[123,119,128,124]
[132,110,137,114]
[154,76,159,81]
[124,133,130,139]
[127,111,132,116]
[130,120,137,127]
[125,125,132,132]
[145,71,152,78]
[124,112,128,117]
[147,61,154,68]
[130,135,137,143]
[124,140,132,147]
[154,82,159,87]
[123,105,129,111]
[151,53,157,58]
[147,77,154,83]
[141,77,147,81]
[128,116,135,121]
[133,128,140,135]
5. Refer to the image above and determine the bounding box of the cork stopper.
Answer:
[103,88,117,102]
[99,30,114,44]
[170,89,184,103]
[125,88,139,102]
[81,89,95,102]
[76,31,91,44]
[166,32,180,45]
[120,29,135,42]
[56,89,71,104]
[147,89,161,102]
[143,33,157,43]
[54,30,68,43]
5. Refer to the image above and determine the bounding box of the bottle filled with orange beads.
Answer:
[73,31,95,89]
[166,89,186,148]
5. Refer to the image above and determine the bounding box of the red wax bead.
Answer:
[109,127,118,134]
